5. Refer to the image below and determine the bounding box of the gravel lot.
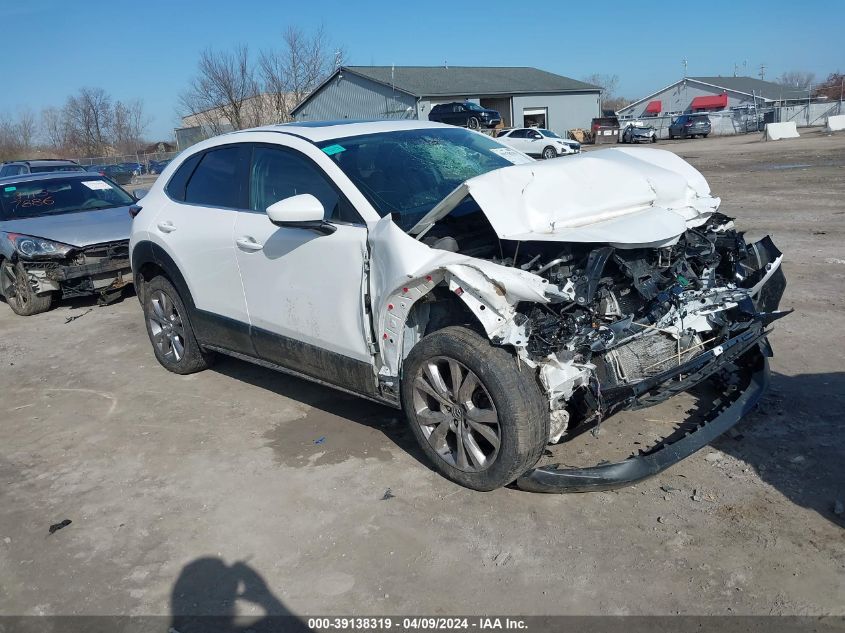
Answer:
[1,130,843,618]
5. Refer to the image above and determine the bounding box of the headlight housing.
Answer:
[7,233,74,259]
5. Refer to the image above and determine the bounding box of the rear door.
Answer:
[506,129,530,153]
[153,145,252,351]
[233,143,375,392]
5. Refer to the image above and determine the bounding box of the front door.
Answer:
[233,145,376,393]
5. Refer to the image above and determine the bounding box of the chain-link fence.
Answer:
[73,150,181,173]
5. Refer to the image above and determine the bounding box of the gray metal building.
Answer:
[617,76,794,119]
[290,66,601,135]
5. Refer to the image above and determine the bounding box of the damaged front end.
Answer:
[11,238,131,303]
[371,147,787,492]
[509,216,787,491]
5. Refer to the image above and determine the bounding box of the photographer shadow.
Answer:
[170,557,310,633]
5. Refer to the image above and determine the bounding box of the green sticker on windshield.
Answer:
[3,186,15,192]
[321,144,346,156]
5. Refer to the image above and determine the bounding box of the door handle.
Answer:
[157,221,176,233]
[236,237,264,252]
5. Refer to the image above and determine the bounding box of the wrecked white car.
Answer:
[129,121,787,492]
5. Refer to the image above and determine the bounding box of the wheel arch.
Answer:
[131,240,195,311]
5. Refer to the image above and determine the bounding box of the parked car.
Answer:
[669,114,711,139]
[0,172,135,315]
[0,160,84,178]
[148,159,172,175]
[428,102,501,129]
[590,116,620,144]
[130,120,786,492]
[496,128,581,159]
[86,164,106,173]
[621,123,657,144]
[119,161,146,176]
[101,164,134,185]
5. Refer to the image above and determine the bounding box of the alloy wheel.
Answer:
[148,289,186,363]
[1,262,28,311]
[411,356,501,472]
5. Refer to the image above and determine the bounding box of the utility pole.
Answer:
[682,58,688,77]
[734,63,739,77]
[759,63,766,81]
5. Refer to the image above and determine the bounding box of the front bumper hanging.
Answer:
[517,336,771,493]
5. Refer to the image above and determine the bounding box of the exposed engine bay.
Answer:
[417,207,787,444]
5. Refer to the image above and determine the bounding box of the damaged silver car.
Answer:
[0,172,135,315]
[129,121,787,492]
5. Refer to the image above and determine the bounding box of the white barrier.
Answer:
[826,114,845,132]
[763,121,800,141]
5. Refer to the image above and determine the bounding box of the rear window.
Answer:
[0,177,134,221]
[184,146,248,208]
[165,153,202,202]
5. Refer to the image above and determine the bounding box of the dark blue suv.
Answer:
[428,102,502,129]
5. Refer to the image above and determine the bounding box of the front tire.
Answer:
[542,146,557,159]
[0,260,52,316]
[401,326,548,491]
[466,117,480,130]
[143,275,213,374]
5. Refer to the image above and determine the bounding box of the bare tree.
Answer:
[179,45,261,134]
[813,72,844,100]
[112,99,149,154]
[778,70,816,90]
[582,73,620,98]
[0,109,40,160]
[41,106,70,153]
[63,87,114,156]
[258,25,343,122]
[16,108,37,152]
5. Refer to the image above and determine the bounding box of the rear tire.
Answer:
[143,275,213,374]
[0,260,53,316]
[669,132,675,139]
[401,326,548,491]
[703,133,709,138]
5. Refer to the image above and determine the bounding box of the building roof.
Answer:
[341,66,600,97]
[688,76,793,100]
[620,76,793,113]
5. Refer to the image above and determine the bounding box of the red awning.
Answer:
[644,100,662,114]
[691,93,728,110]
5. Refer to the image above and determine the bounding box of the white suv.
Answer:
[130,120,785,492]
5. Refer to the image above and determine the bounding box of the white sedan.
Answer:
[495,127,581,159]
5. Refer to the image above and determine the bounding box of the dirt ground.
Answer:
[1,130,843,619]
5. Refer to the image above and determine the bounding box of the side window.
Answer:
[184,146,248,208]
[0,166,9,177]
[510,129,526,138]
[249,146,360,223]
[165,153,202,202]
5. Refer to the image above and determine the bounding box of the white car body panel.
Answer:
[142,195,249,324]
[410,147,720,248]
[234,212,373,362]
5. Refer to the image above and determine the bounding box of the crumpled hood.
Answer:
[0,206,132,248]
[411,147,720,249]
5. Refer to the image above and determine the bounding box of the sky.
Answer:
[1,0,841,140]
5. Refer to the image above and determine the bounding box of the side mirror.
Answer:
[266,194,335,235]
